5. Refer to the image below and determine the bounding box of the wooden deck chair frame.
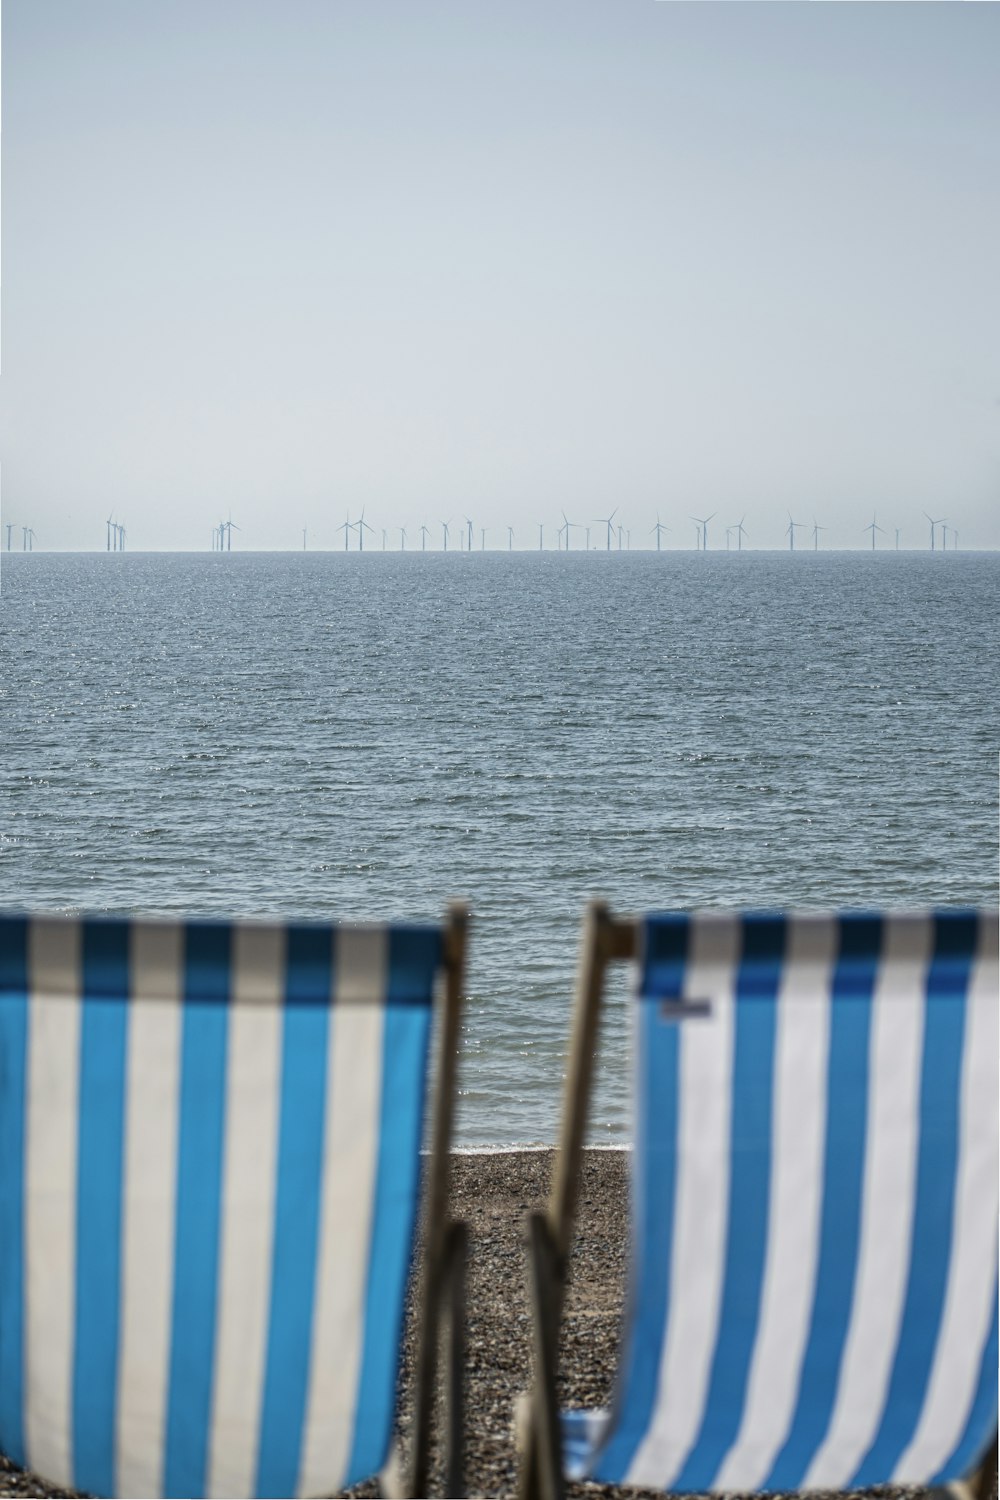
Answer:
[403,901,470,1500]
[517,899,998,1500]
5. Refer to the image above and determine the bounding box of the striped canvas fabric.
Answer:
[565,909,998,1492]
[0,912,443,1499]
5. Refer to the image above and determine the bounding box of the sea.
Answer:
[1,549,997,1146]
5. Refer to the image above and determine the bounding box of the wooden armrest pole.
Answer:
[519,900,635,1500]
[409,903,469,1499]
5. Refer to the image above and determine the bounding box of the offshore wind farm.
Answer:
[0,504,993,554]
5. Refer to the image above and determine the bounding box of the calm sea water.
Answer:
[1,551,997,1144]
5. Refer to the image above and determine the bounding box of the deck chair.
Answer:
[0,905,468,1499]
[521,902,998,1500]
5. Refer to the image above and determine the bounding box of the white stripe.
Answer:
[626,912,740,1488]
[297,928,388,1496]
[893,913,1000,1483]
[803,912,932,1488]
[206,927,285,1498]
[713,914,837,1490]
[24,918,81,1488]
[115,923,183,1500]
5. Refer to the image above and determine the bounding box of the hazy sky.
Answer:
[2,1,998,551]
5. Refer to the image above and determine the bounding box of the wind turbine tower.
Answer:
[864,515,885,551]
[593,509,617,551]
[651,515,670,551]
[400,527,407,550]
[736,517,748,552]
[5,524,12,552]
[923,511,946,551]
[356,511,374,552]
[691,513,715,551]
[465,517,474,552]
[507,525,514,552]
[538,523,544,551]
[786,514,803,551]
[441,520,450,551]
[812,520,825,551]
[420,523,429,551]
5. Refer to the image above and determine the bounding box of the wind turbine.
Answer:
[735,517,748,552]
[356,510,374,552]
[538,523,544,551]
[338,514,353,551]
[725,526,733,552]
[465,517,474,552]
[617,524,624,551]
[864,515,885,551]
[106,513,115,551]
[894,527,901,551]
[923,511,945,551]
[441,520,450,551]
[400,527,407,550]
[940,524,948,551]
[812,520,825,551]
[382,528,388,551]
[5,524,12,552]
[691,513,715,550]
[651,515,670,552]
[22,526,31,551]
[481,527,487,551]
[303,528,308,550]
[507,525,514,552]
[419,523,429,552]
[786,514,803,552]
[593,509,617,551]
[558,510,571,551]
[225,519,239,552]
[585,526,591,550]
[117,526,126,552]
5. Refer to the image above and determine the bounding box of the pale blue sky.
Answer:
[2,1,998,550]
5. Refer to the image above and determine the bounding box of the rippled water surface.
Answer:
[1,551,997,1143]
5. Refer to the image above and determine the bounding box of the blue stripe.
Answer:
[163,925,231,1499]
[850,910,978,1486]
[931,1277,998,1485]
[0,917,29,1466]
[254,927,334,1499]
[593,913,688,1482]
[674,913,785,1490]
[72,920,129,1496]
[345,928,436,1484]
[765,912,882,1490]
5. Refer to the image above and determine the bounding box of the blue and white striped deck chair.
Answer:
[521,902,998,1500]
[0,906,468,1499]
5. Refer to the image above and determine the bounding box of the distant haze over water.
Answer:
[1,552,997,1144]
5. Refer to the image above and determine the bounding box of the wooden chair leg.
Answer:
[927,1434,998,1500]
[443,1220,469,1500]
[527,1211,566,1500]
[973,1434,997,1500]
